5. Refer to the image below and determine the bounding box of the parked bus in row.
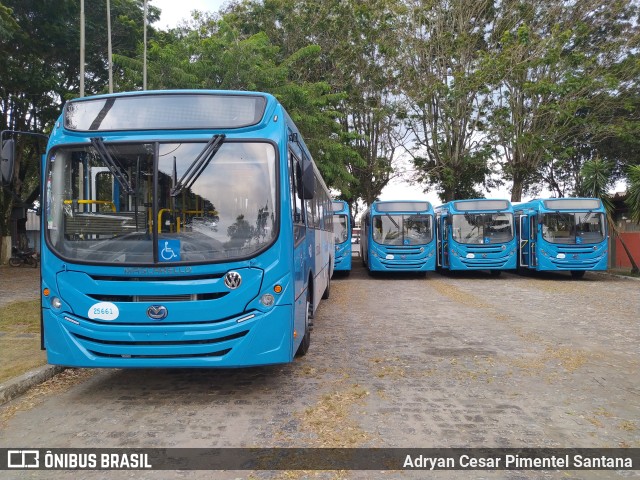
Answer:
[435,199,517,276]
[360,200,436,274]
[5,90,334,367]
[514,198,608,278]
[331,200,352,275]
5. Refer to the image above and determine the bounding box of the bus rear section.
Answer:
[39,90,332,368]
[436,199,517,275]
[331,200,351,274]
[361,200,436,273]
[515,198,608,278]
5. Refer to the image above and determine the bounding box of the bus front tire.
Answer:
[295,292,312,357]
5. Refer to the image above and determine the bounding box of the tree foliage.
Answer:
[397,0,496,202]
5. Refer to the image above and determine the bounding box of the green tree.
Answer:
[626,165,640,225]
[398,0,495,202]
[580,158,639,274]
[487,0,640,201]
[0,0,154,245]
[223,0,403,205]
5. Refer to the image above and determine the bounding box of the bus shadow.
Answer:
[435,269,511,279]
[73,363,307,406]
[509,269,601,281]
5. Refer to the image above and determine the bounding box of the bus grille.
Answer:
[71,330,247,359]
[88,292,228,302]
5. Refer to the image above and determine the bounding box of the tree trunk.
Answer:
[511,177,524,202]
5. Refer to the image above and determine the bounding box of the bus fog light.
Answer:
[260,293,275,307]
[51,297,62,309]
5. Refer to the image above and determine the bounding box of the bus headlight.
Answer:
[260,294,275,307]
[51,297,62,309]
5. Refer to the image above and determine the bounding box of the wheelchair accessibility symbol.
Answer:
[159,239,181,262]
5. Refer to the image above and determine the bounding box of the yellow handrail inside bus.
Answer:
[157,209,218,233]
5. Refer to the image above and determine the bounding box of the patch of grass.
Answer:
[301,384,371,448]
[0,300,46,384]
[619,421,636,432]
[0,300,41,333]
[1,369,95,425]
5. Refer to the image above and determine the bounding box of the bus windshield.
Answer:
[541,212,605,244]
[333,214,349,244]
[45,140,277,264]
[372,214,432,246]
[452,213,514,244]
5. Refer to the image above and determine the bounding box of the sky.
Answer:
[151,0,228,30]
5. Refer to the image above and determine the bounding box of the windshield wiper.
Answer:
[171,134,225,197]
[385,213,399,229]
[90,137,134,195]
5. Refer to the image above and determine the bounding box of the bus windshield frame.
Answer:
[372,214,433,246]
[333,214,349,245]
[44,139,279,265]
[452,212,514,244]
[541,211,606,244]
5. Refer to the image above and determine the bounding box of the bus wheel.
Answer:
[570,270,585,279]
[295,292,311,357]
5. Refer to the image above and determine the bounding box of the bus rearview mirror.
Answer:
[1,138,16,185]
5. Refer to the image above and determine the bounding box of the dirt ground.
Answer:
[0,264,40,307]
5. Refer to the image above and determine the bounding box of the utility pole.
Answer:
[107,0,113,93]
[143,0,147,90]
[80,0,85,97]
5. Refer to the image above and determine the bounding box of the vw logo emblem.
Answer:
[147,305,168,320]
[224,271,242,289]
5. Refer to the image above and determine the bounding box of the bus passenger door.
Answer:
[529,215,537,267]
[441,215,449,268]
[518,214,530,267]
[436,214,442,267]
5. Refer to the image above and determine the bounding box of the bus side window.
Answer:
[289,152,306,245]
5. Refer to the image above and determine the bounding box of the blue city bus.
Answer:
[514,198,608,278]
[435,199,517,275]
[360,200,436,274]
[25,90,334,367]
[331,200,352,274]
